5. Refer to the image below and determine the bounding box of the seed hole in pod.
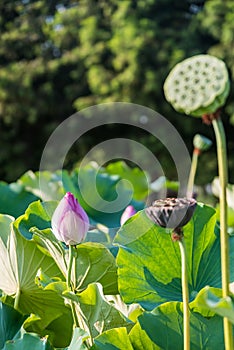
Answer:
[195,61,200,66]
[194,78,200,84]
[200,85,205,90]
[181,94,186,99]
[188,65,192,69]
[202,71,207,76]
[205,62,209,67]
[185,77,189,82]
[194,70,199,74]
[174,80,179,85]
[175,88,179,93]
[212,84,220,90]
[206,79,210,83]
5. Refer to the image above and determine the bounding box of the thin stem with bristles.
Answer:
[212,117,233,350]
[178,237,190,350]
[67,245,73,290]
[67,245,79,328]
[187,149,199,198]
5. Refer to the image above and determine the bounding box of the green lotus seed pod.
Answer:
[193,134,212,151]
[163,54,230,117]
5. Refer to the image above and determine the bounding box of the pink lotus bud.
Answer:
[120,205,137,226]
[52,192,89,245]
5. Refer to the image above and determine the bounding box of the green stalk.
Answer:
[67,245,79,328]
[67,245,73,290]
[14,287,21,310]
[178,238,190,350]
[187,149,199,198]
[212,117,233,349]
[67,246,93,346]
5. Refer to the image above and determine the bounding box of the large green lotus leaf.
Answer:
[94,327,134,350]
[0,181,38,218]
[23,272,73,348]
[73,243,118,294]
[114,204,234,310]
[18,170,65,201]
[13,200,57,240]
[33,229,118,294]
[129,322,159,350]
[71,165,143,228]
[194,286,234,324]
[64,283,131,339]
[32,229,67,276]
[0,301,26,348]
[104,161,149,201]
[0,215,71,332]
[3,333,53,350]
[139,302,226,350]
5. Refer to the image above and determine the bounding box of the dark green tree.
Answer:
[0,0,234,184]
[0,0,86,179]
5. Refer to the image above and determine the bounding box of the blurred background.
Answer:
[0,0,234,185]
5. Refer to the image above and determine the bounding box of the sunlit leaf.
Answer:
[114,204,234,310]
[64,283,131,339]
[94,327,134,350]
[18,170,65,201]
[129,322,159,350]
[194,286,234,324]
[33,229,118,295]
[13,200,57,240]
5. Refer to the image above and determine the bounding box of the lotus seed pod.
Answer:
[193,134,212,151]
[163,54,230,117]
[145,197,197,230]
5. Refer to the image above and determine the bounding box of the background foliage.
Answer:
[0,0,234,184]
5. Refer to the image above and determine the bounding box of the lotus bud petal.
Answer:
[145,197,197,230]
[120,205,137,226]
[52,192,89,245]
[163,54,230,117]
[193,134,212,152]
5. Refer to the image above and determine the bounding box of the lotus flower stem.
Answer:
[67,245,79,328]
[212,117,233,349]
[178,237,190,350]
[186,150,199,198]
[67,245,73,290]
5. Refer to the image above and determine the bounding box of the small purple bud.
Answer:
[120,205,137,226]
[52,192,89,245]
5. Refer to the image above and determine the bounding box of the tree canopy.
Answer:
[0,0,234,184]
